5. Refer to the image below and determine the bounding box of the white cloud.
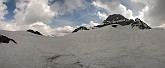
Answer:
[53,26,75,36]
[0,0,8,20]
[92,0,134,19]
[14,0,55,26]
[81,21,100,28]
[134,0,165,27]
[29,22,53,35]
[29,22,75,36]
[97,11,107,20]
[0,0,56,34]
[0,22,18,31]
[49,0,87,15]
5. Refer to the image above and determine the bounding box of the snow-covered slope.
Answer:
[0,26,165,68]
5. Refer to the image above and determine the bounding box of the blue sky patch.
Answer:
[4,0,16,21]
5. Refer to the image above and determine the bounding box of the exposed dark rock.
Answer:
[72,26,89,33]
[0,34,17,44]
[27,29,42,36]
[94,24,107,28]
[102,14,152,29]
[27,29,34,33]
[34,31,42,35]
[104,14,128,23]
[112,24,118,28]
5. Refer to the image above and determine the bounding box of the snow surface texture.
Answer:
[0,26,165,68]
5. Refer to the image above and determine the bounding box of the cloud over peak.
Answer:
[92,0,134,19]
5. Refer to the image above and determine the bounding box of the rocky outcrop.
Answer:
[0,34,17,44]
[72,26,89,33]
[27,29,42,36]
[133,18,152,29]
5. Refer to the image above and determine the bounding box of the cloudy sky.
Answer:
[0,0,165,36]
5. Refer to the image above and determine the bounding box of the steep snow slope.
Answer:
[0,26,165,68]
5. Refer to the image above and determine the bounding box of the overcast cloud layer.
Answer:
[0,0,165,36]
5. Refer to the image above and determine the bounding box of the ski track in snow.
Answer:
[0,26,165,68]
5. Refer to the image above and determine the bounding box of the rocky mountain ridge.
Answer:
[72,14,151,33]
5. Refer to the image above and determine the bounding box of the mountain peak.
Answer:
[105,14,128,22]
[103,14,151,29]
[72,14,151,33]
